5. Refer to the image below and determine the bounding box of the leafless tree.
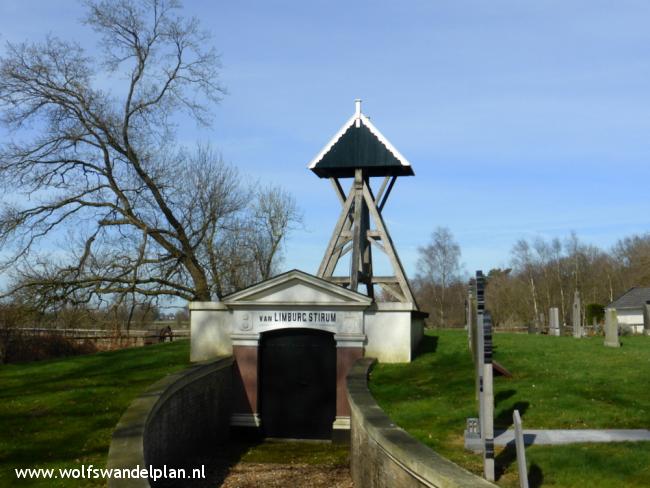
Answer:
[250,185,302,281]
[511,239,540,325]
[416,226,462,326]
[0,0,299,306]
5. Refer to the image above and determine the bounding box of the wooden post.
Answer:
[482,311,495,482]
[475,273,484,402]
[467,279,474,351]
[513,410,529,488]
[317,169,416,304]
[350,169,363,292]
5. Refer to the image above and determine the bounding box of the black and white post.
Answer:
[476,271,495,481]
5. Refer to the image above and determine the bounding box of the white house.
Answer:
[606,287,650,334]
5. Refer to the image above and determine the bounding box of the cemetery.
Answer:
[1,101,649,488]
[2,2,650,487]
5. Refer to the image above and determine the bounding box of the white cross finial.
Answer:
[354,99,362,127]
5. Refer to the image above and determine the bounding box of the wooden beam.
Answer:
[329,177,346,204]
[350,169,363,291]
[371,276,400,284]
[378,176,397,213]
[378,282,405,302]
[374,175,391,205]
[362,180,416,304]
[367,236,386,255]
[323,218,353,277]
[317,187,355,277]
[329,276,350,285]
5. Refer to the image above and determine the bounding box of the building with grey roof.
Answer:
[606,287,650,334]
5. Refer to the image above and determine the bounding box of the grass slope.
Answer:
[369,330,650,487]
[0,341,190,487]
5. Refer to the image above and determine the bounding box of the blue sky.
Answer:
[2,1,650,278]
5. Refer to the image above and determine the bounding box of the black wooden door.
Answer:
[260,328,336,439]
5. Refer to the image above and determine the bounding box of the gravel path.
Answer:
[220,462,353,488]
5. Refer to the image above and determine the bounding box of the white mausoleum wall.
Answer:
[364,303,422,363]
[189,271,425,363]
[190,303,232,361]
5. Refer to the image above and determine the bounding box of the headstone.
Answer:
[572,290,582,338]
[643,301,650,336]
[513,410,529,488]
[464,417,481,452]
[604,308,620,347]
[549,307,560,336]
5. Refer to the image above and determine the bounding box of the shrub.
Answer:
[585,303,605,324]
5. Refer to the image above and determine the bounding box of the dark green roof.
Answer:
[308,104,414,179]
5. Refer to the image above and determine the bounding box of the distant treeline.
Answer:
[413,229,650,328]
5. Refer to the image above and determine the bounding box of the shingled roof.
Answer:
[308,100,414,178]
[607,287,650,309]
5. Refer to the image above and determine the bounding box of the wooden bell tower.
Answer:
[309,100,416,304]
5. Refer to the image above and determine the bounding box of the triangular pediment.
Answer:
[222,270,373,306]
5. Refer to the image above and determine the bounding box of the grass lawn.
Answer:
[0,340,191,487]
[369,329,650,487]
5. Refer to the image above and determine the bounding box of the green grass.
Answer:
[369,329,650,487]
[0,341,191,487]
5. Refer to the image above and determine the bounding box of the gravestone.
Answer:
[604,308,620,347]
[572,290,582,338]
[548,307,560,336]
[513,410,529,488]
[644,301,650,336]
[464,417,481,452]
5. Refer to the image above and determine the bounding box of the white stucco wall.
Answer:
[616,309,642,325]
[615,309,644,334]
[364,303,422,363]
[189,272,425,364]
[189,302,232,361]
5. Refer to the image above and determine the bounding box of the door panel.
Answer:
[260,328,336,439]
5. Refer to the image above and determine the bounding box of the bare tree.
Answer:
[0,1,299,306]
[511,239,540,326]
[249,185,302,281]
[416,227,462,327]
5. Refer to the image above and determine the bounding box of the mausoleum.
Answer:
[190,101,425,440]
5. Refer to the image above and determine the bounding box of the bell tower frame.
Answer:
[309,100,416,305]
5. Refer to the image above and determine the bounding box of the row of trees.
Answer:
[414,227,650,328]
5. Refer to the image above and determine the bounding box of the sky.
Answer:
[2,1,650,279]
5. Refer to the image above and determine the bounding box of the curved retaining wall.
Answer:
[347,357,496,488]
[107,356,234,487]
